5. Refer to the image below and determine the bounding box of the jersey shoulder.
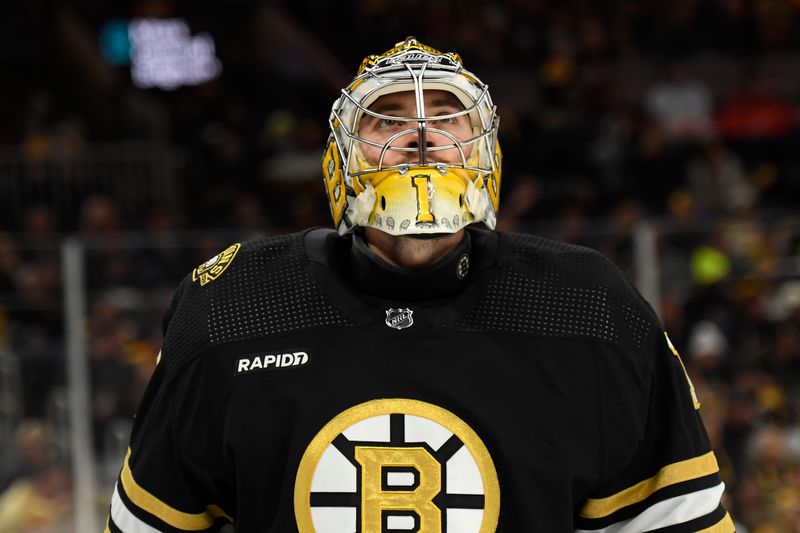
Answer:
[503,232,651,305]
[451,231,660,354]
[159,229,352,378]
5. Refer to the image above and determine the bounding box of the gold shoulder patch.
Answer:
[192,243,241,286]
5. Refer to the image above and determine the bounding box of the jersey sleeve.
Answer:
[106,281,234,533]
[574,331,735,532]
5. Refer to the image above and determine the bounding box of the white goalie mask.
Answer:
[321,37,502,236]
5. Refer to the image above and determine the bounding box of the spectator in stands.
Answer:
[643,62,715,143]
[0,234,20,304]
[705,0,758,56]
[0,421,52,493]
[624,126,687,213]
[688,320,730,379]
[0,420,71,531]
[717,75,796,146]
[78,195,125,242]
[737,422,800,532]
[716,73,799,207]
[686,139,757,215]
[495,174,542,232]
[763,318,800,392]
[0,464,71,532]
[20,205,59,259]
[79,195,139,291]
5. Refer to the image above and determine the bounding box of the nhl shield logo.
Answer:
[385,308,414,330]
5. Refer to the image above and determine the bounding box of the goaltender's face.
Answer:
[357,89,474,168]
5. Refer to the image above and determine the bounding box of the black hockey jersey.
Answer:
[106,227,734,532]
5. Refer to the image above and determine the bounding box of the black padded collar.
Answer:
[345,230,472,301]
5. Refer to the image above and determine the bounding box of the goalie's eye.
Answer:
[431,116,456,125]
[378,118,404,128]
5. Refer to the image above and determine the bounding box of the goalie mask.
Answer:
[322,37,501,236]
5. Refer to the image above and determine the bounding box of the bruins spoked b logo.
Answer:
[294,399,500,532]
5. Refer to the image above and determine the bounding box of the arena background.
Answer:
[1,0,800,531]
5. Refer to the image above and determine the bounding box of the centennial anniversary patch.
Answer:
[192,243,241,286]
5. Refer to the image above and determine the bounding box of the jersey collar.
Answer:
[345,230,472,301]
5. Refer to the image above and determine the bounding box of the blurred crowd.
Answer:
[1,0,800,531]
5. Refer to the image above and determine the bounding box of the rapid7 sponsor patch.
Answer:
[236,351,309,374]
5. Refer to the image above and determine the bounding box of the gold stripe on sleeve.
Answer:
[579,451,719,519]
[120,449,232,530]
[698,512,735,533]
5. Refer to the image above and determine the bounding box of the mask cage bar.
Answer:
[338,76,492,124]
[331,59,499,180]
[330,111,498,173]
[409,62,428,165]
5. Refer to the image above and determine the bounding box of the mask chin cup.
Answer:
[345,166,492,236]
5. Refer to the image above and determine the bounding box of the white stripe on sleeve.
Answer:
[575,482,725,533]
[110,483,163,533]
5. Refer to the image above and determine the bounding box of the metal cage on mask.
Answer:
[322,37,502,236]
